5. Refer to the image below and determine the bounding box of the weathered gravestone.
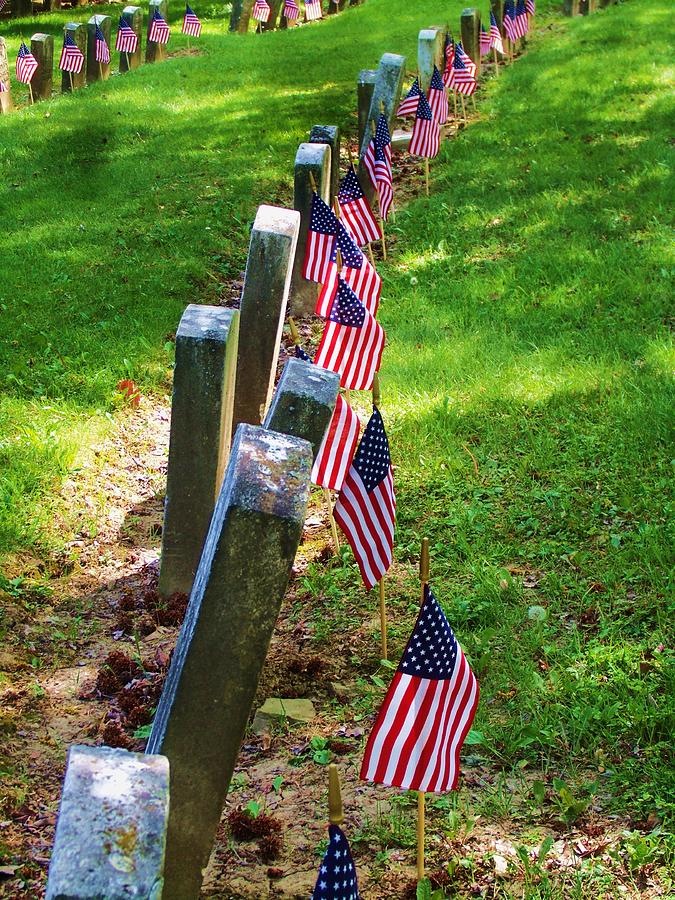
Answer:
[120,6,143,71]
[31,34,54,101]
[357,69,377,149]
[461,8,482,78]
[327,0,348,13]
[289,141,331,317]
[309,125,341,206]
[261,0,283,30]
[231,0,254,33]
[11,0,32,16]
[158,305,239,598]
[45,745,170,900]
[0,39,13,115]
[263,357,339,459]
[418,26,446,93]
[61,23,87,93]
[87,15,112,82]
[146,0,168,63]
[490,0,504,32]
[147,424,313,900]
[231,205,300,435]
[358,53,406,203]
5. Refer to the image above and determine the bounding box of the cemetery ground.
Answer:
[0,0,673,897]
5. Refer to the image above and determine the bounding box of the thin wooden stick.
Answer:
[69,70,74,92]
[324,488,340,553]
[345,388,351,406]
[28,82,34,104]
[424,158,429,197]
[99,61,103,81]
[460,93,467,122]
[288,315,300,345]
[367,242,376,266]
[493,46,500,76]
[452,89,458,119]
[328,764,344,825]
[417,536,430,881]
[379,578,387,660]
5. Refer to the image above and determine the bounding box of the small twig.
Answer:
[462,444,479,475]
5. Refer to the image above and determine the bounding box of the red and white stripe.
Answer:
[311,394,360,491]
[314,309,384,392]
[305,0,322,20]
[342,256,381,317]
[253,0,271,21]
[409,116,440,159]
[339,197,380,247]
[315,257,339,317]
[428,83,448,126]
[283,0,300,19]
[148,14,171,44]
[303,231,335,285]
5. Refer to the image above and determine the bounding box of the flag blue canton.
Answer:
[374,114,391,160]
[311,825,360,900]
[352,407,390,492]
[416,90,434,122]
[454,53,467,71]
[399,585,460,680]
[490,10,498,26]
[95,24,106,40]
[404,77,420,100]
[430,66,445,91]
[64,33,77,47]
[295,345,312,362]
[337,222,363,270]
[328,280,366,328]
[310,194,338,237]
[338,168,365,204]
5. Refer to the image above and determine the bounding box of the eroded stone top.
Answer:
[254,204,301,238]
[177,304,238,343]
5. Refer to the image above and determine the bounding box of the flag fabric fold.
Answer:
[182,5,202,36]
[252,0,271,22]
[311,824,360,900]
[442,36,455,87]
[396,77,421,117]
[16,42,38,84]
[305,0,322,20]
[95,24,111,64]
[284,0,300,20]
[338,167,381,247]
[489,11,504,55]
[456,42,477,77]
[59,33,85,75]
[480,25,492,57]
[409,89,440,159]
[148,9,171,44]
[116,17,139,54]
[427,65,448,125]
[362,114,393,222]
[303,193,339,285]
[311,393,361,492]
[447,51,477,96]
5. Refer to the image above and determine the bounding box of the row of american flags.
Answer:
[251,0,336,25]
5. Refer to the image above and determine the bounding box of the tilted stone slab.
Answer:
[120,6,143,71]
[159,305,239,598]
[147,424,313,900]
[418,26,446,93]
[31,34,54,101]
[263,357,339,460]
[146,0,168,63]
[358,53,406,202]
[461,8,482,78]
[232,205,300,436]
[61,23,87,93]
[0,39,13,115]
[357,69,377,149]
[309,125,341,207]
[45,745,170,900]
[87,15,112,82]
[289,142,331,316]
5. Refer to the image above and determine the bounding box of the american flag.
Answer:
[428,65,448,125]
[333,407,395,590]
[314,224,379,319]
[362,114,393,221]
[116,17,139,54]
[489,11,504,55]
[516,0,529,36]
[525,0,536,15]
[343,252,381,317]
[409,89,440,159]
[148,9,171,44]
[503,1,517,42]
[182,5,202,36]
[480,25,491,56]
[360,584,479,792]
[311,393,361,492]
[338,167,380,247]
[314,278,384,392]
[284,0,300,19]
[442,36,455,88]
[305,0,322,20]
[16,42,38,84]
[456,42,476,78]
[252,0,270,21]
[59,33,85,75]
[311,824,360,900]
[303,193,338,285]
[448,52,477,96]
[0,0,8,11]
[396,77,420,117]
[95,25,111,64]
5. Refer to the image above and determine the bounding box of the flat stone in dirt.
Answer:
[252,697,317,734]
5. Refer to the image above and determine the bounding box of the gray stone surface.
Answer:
[461,8,482,78]
[263,357,339,459]
[418,26,446,93]
[120,6,143,71]
[0,39,13,115]
[290,142,331,316]
[147,424,312,900]
[253,698,317,734]
[31,34,54,101]
[232,205,300,434]
[45,745,169,900]
[159,305,239,598]
[61,23,87,93]
[146,0,168,63]
[309,125,341,206]
[357,69,377,150]
[87,15,112,82]
[358,53,406,201]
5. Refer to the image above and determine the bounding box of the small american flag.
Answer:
[95,25,111,64]
[516,0,529,36]
[311,393,361,492]
[252,0,270,22]
[333,407,395,590]
[283,0,300,19]
[305,0,322,20]
[362,114,393,221]
[116,17,139,54]
[338,167,380,247]
[303,192,338,285]
[456,42,476,78]
[311,824,360,900]
[442,36,455,88]
[148,9,171,44]
[316,223,370,317]
[428,65,448,125]
[343,252,381,317]
[396,77,420,117]
[314,278,385,392]
[503,1,517,42]
[480,25,491,56]
[448,52,477,96]
[182,5,202,36]
[489,11,504,55]
[409,89,440,159]
[361,584,479,792]
[59,33,85,75]
[16,42,39,84]
[525,0,536,15]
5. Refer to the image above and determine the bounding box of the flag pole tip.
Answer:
[328,764,344,825]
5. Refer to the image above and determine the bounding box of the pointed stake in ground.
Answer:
[493,46,500,75]
[424,157,430,197]
[328,764,344,825]
[324,488,340,554]
[288,316,301,345]
[373,372,387,660]
[417,535,430,882]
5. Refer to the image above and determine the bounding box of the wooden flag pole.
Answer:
[424,158,430,197]
[28,82,34,104]
[99,61,103,80]
[69,70,74,92]
[460,93,467,123]
[328,763,344,825]
[324,488,340,554]
[373,372,388,661]
[370,117,387,260]
[493,46,500,76]
[417,536,430,882]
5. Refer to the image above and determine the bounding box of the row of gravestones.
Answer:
[229,0,364,34]
[563,0,616,15]
[0,0,169,113]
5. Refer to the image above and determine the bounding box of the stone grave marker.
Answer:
[158,305,239,598]
[357,69,377,149]
[11,0,32,16]
[290,141,331,316]
[147,424,313,900]
[61,23,87,93]
[309,125,341,207]
[262,0,283,29]
[45,745,170,900]
[358,53,406,202]
[232,205,300,435]
[146,0,168,63]
[461,9,482,78]
[87,15,112,82]
[31,34,54,101]
[418,26,446,93]
[0,39,13,115]
[120,6,143,71]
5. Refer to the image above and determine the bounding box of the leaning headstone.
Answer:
[87,15,112,82]
[460,8,482,79]
[120,6,143,71]
[61,23,87,93]
[45,745,170,900]
[358,53,406,201]
[289,142,331,317]
[158,305,240,598]
[309,125,341,206]
[147,424,312,900]
[0,39,13,115]
[262,0,283,29]
[418,26,446,93]
[31,34,54,101]
[231,206,300,435]
[357,69,377,149]
[263,357,339,459]
[146,0,168,63]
